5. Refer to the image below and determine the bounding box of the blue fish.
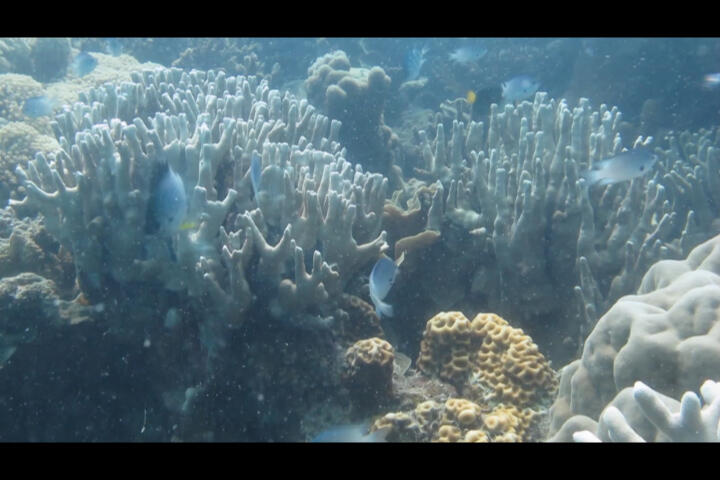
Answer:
[147,162,188,235]
[582,147,658,187]
[702,73,720,90]
[70,52,98,77]
[449,45,487,65]
[105,38,123,57]
[22,95,56,118]
[501,75,540,103]
[250,151,262,196]
[404,46,428,82]
[311,423,390,443]
[369,253,403,318]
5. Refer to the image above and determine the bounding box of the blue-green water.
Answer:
[0,37,719,442]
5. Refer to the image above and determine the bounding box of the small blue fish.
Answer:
[449,45,487,65]
[311,423,390,443]
[22,95,57,118]
[582,147,658,187]
[369,253,404,318]
[250,151,262,196]
[404,46,428,82]
[70,52,98,77]
[702,73,720,90]
[501,75,540,103]
[105,38,123,57]
[147,162,188,235]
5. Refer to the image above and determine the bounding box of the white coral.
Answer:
[573,380,720,442]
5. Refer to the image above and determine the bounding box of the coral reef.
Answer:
[11,67,388,355]
[388,92,704,363]
[30,38,72,83]
[417,311,558,407]
[0,39,33,76]
[0,208,74,291]
[572,380,720,442]
[334,294,384,342]
[171,39,274,81]
[0,122,60,205]
[343,337,395,409]
[0,272,97,365]
[548,233,720,440]
[0,73,46,123]
[305,50,397,177]
[44,52,163,107]
[369,310,555,442]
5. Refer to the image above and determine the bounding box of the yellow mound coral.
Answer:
[417,311,558,407]
[343,337,395,409]
[372,396,540,442]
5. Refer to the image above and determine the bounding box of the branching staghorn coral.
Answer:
[394,93,706,360]
[11,67,388,352]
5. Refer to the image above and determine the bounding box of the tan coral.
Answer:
[435,424,462,443]
[417,311,558,407]
[414,400,442,430]
[343,337,395,409]
[441,398,484,429]
[464,429,489,442]
[336,294,384,342]
[371,411,421,442]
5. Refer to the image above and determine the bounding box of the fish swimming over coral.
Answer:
[70,51,98,77]
[146,162,188,236]
[22,95,57,118]
[369,252,404,318]
[581,147,658,187]
[404,45,428,82]
[311,423,389,442]
[449,45,487,65]
[501,75,540,103]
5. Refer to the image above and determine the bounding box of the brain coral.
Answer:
[372,397,540,442]
[343,337,395,408]
[548,232,720,439]
[417,311,558,407]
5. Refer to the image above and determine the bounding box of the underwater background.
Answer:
[1,37,720,442]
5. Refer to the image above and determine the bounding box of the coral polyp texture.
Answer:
[372,395,540,442]
[370,310,555,442]
[343,337,395,408]
[417,311,558,407]
[548,233,720,441]
[10,67,389,351]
